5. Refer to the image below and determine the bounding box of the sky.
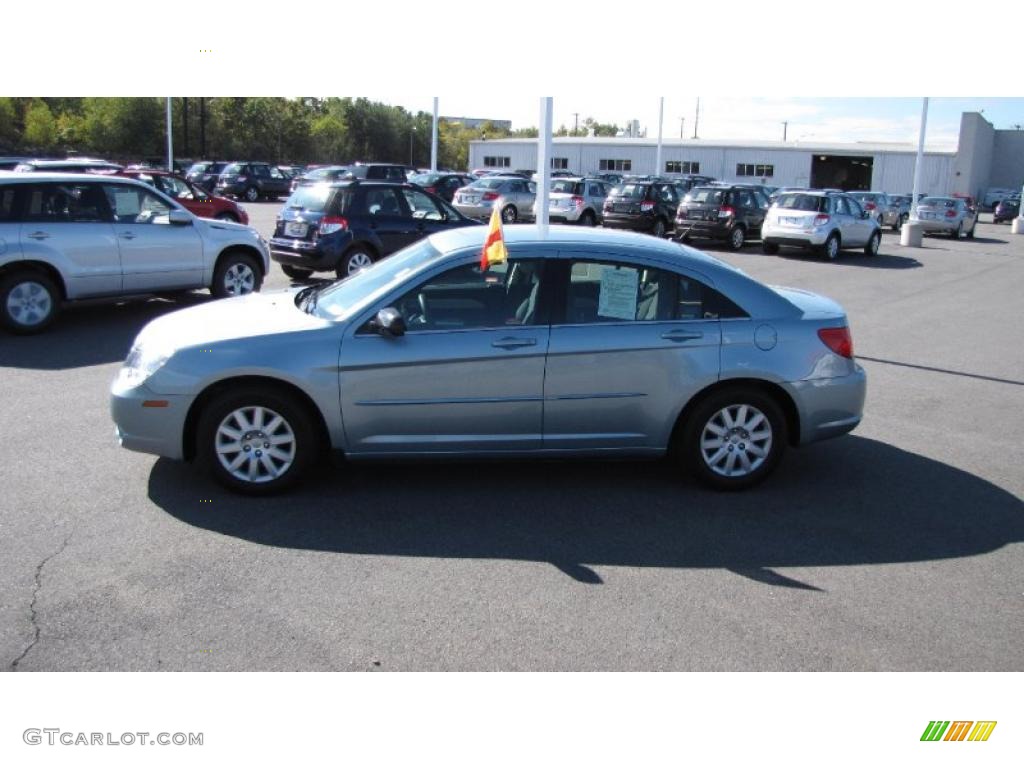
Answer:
[375,97,1024,150]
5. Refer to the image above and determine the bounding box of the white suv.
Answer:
[0,172,270,333]
[762,190,882,260]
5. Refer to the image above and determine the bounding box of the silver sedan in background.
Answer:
[111,226,866,495]
[452,176,536,222]
[848,191,901,230]
[914,196,977,238]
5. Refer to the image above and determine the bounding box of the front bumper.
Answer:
[111,380,192,460]
[786,365,867,445]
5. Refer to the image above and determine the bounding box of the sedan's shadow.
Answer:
[0,292,214,370]
[149,436,1024,587]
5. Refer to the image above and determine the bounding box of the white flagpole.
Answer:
[166,97,173,172]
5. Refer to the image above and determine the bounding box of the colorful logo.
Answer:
[921,721,997,742]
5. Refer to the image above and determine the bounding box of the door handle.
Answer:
[492,337,537,350]
[26,231,49,240]
[119,232,137,240]
[661,330,703,342]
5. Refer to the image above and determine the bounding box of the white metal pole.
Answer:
[655,97,664,176]
[431,97,439,172]
[910,97,928,221]
[1012,180,1024,234]
[537,97,553,236]
[166,97,173,172]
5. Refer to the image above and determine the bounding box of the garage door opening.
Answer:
[810,155,873,191]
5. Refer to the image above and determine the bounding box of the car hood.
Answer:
[134,290,330,351]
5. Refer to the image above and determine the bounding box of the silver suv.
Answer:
[761,190,882,259]
[0,172,270,334]
[530,177,610,225]
[848,191,901,230]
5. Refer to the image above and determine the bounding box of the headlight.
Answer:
[117,343,174,387]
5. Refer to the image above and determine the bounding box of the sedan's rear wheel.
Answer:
[501,204,518,223]
[244,186,259,203]
[680,388,786,490]
[864,230,881,256]
[951,222,962,239]
[0,271,60,334]
[197,387,317,494]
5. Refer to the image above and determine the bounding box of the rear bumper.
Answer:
[602,213,660,232]
[786,365,867,445]
[762,223,830,247]
[674,219,733,240]
[269,234,350,272]
[915,218,960,233]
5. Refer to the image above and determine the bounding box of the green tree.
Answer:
[0,97,18,149]
[23,100,56,150]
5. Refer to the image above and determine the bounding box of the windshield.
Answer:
[685,188,726,205]
[776,193,827,212]
[284,185,334,211]
[222,163,245,175]
[611,183,648,198]
[312,239,442,321]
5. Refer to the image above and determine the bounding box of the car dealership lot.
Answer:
[1,204,1021,671]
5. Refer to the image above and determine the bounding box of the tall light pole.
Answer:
[537,97,553,236]
[430,97,439,172]
[655,97,664,177]
[901,97,929,247]
[679,117,685,139]
[782,121,788,141]
[409,125,416,166]
[165,97,173,172]
[693,97,700,139]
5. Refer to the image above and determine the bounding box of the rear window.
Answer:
[920,197,956,208]
[610,183,649,199]
[306,167,349,181]
[222,163,245,175]
[852,194,877,203]
[551,180,582,194]
[471,178,506,190]
[775,193,828,212]
[284,184,336,211]
[685,188,727,205]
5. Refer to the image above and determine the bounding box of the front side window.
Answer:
[564,260,747,324]
[156,175,194,200]
[103,184,173,224]
[363,187,404,216]
[389,259,544,331]
[401,188,444,220]
[22,183,109,223]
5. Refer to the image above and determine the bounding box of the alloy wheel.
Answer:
[215,406,296,484]
[223,262,256,295]
[699,404,773,478]
[5,280,53,328]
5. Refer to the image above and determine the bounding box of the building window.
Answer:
[599,159,632,171]
[551,157,569,169]
[665,161,700,174]
[736,163,774,178]
[484,156,511,168]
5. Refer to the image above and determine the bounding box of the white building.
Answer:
[469,112,1023,199]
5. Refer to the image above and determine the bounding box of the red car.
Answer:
[117,169,249,224]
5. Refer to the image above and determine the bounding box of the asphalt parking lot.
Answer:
[2,202,1022,671]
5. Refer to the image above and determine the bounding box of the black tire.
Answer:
[966,221,976,239]
[822,232,840,260]
[243,186,259,203]
[864,230,881,256]
[727,225,746,251]
[578,210,596,227]
[196,386,318,495]
[652,218,667,238]
[214,212,239,222]
[950,222,962,239]
[761,240,780,254]
[0,270,61,334]
[678,386,787,491]
[679,233,692,244]
[500,204,518,223]
[281,264,314,281]
[212,251,263,298]
[896,212,909,231]
[337,246,375,279]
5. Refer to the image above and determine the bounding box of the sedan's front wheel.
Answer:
[679,388,786,490]
[197,387,318,494]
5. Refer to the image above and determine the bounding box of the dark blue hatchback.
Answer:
[270,180,481,279]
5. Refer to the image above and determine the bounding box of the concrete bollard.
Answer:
[1012,217,1024,235]
[900,221,924,247]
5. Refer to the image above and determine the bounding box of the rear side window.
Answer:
[22,183,110,223]
[564,260,747,324]
[0,187,17,221]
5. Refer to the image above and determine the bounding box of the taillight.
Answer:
[813,214,830,226]
[425,186,436,194]
[864,202,876,210]
[319,216,348,235]
[482,191,499,201]
[640,201,655,211]
[603,200,613,210]
[718,206,735,218]
[571,195,584,208]
[945,209,957,218]
[818,327,853,358]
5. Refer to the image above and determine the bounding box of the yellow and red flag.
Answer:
[480,203,508,270]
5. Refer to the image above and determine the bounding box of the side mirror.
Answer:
[370,307,406,338]
[168,209,192,225]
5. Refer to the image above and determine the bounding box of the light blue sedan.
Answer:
[111,226,866,494]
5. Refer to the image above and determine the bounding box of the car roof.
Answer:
[0,171,148,184]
